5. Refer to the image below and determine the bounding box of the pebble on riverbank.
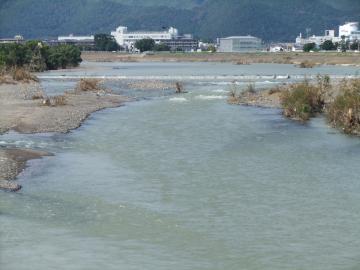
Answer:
[0,80,128,191]
[0,148,52,191]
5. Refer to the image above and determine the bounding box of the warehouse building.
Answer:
[218,36,262,52]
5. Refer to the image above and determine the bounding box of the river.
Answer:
[1,62,360,270]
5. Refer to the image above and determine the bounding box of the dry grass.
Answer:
[298,60,317,68]
[75,78,102,92]
[327,79,360,135]
[31,93,45,100]
[175,82,185,93]
[227,83,242,104]
[235,60,250,65]
[11,68,39,82]
[42,95,67,106]
[52,95,67,106]
[280,76,330,121]
[268,86,283,95]
[227,83,256,104]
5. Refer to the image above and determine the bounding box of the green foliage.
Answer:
[303,43,316,52]
[350,41,360,51]
[321,40,336,51]
[208,45,216,52]
[1,0,359,42]
[135,38,155,52]
[0,42,82,71]
[94,34,120,51]
[327,79,360,134]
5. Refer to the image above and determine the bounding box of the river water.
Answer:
[1,62,360,270]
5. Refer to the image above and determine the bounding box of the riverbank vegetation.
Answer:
[280,76,330,121]
[0,41,82,73]
[327,79,360,135]
[228,76,360,135]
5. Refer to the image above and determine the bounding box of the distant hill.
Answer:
[0,0,359,42]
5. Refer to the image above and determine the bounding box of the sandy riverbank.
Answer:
[0,79,128,191]
[82,51,360,66]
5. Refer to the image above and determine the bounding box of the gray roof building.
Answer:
[219,36,262,52]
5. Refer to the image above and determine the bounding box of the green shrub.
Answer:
[281,80,326,121]
[0,42,82,71]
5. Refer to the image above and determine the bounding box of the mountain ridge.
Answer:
[0,0,359,41]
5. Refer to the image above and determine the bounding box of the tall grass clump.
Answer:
[42,95,67,106]
[75,78,102,92]
[227,82,256,104]
[11,67,39,82]
[175,82,184,93]
[327,79,360,135]
[280,76,330,121]
[298,60,316,68]
[227,83,241,104]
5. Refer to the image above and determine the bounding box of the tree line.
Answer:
[303,37,360,52]
[0,41,82,71]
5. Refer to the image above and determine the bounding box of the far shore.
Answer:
[0,78,128,191]
[81,51,360,66]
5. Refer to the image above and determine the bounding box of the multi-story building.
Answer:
[111,26,197,52]
[295,30,340,46]
[339,22,359,38]
[218,36,262,52]
[161,37,198,52]
[296,22,360,48]
[111,26,178,47]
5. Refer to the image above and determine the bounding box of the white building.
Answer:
[218,36,262,52]
[58,34,94,42]
[111,26,179,47]
[339,22,359,38]
[295,30,340,46]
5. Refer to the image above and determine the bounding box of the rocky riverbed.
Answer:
[0,80,128,191]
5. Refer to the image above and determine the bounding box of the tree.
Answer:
[135,38,155,52]
[303,43,316,52]
[94,34,120,51]
[350,41,360,51]
[320,40,336,51]
[340,35,347,52]
[208,45,216,53]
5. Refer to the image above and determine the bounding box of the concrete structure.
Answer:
[295,30,340,46]
[339,22,359,38]
[110,25,197,52]
[161,38,198,52]
[0,35,24,44]
[111,26,178,47]
[218,36,262,52]
[53,34,95,49]
[58,34,94,42]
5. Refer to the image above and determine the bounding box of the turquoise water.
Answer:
[1,63,360,270]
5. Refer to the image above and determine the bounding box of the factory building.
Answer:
[218,36,262,52]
